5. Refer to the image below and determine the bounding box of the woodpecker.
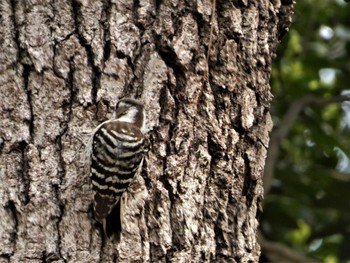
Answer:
[86,98,146,241]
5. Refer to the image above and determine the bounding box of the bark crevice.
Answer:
[22,65,34,140]
[101,0,112,63]
[18,141,30,205]
[4,200,17,258]
[71,0,101,105]
[55,137,67,263]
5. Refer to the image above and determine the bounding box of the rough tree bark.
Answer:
[0,0,294,262]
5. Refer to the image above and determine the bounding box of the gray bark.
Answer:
[0,0,294,262]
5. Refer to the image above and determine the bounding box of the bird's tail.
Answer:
[103,195,126,242]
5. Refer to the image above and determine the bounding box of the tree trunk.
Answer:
[0,0,294,262]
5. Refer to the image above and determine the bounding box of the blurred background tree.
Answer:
[260,0,350,262]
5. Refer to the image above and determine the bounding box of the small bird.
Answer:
[86,98,146,241]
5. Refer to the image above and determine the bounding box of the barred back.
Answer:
[90,120,144,222]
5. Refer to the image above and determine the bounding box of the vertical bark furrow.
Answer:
[71,0,102,104]
[55,137,68,263]
[2,0,18,69]
[18,142,30,205]
[101,0,112,63]
[22,65,35,140]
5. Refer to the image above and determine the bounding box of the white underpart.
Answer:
[141,110,147,133]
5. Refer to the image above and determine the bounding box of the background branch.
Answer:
[264,94,350,194]
[259,234,321,263]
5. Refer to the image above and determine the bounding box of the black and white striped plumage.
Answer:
[87,98,145,241]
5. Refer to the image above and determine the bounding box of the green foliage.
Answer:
[262,0,350,261]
